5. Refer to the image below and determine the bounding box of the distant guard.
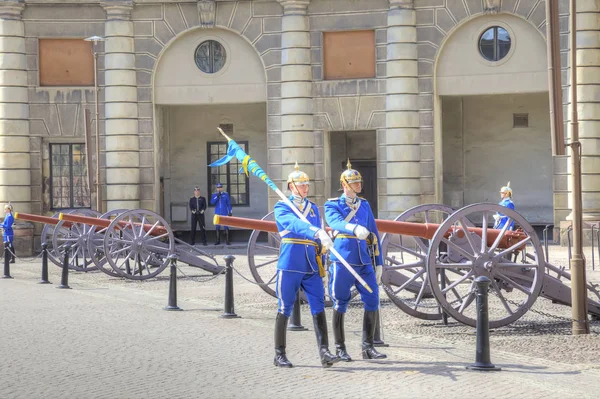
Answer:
[493,182,515,230]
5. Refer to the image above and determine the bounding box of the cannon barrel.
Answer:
[59,213,169,236]
[14,212,73,228]
[214,215,527,250]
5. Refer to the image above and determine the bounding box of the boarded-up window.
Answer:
[39,39,94,86]
[323,30,375,80]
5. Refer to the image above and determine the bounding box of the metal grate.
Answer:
[513,113,529,128]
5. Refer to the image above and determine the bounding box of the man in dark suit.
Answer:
[189,187,207,246]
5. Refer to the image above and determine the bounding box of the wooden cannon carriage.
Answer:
[15,209,223,280]
[217,202,600,328]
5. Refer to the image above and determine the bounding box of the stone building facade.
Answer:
[0,0,596,252]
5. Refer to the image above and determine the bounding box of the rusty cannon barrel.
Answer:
[14,212,73,228]
[214,215,527,251]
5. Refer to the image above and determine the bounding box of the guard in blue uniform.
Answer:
[273,163,340,369]
[1,203,15,263]
[324,160,386,361]
[493,182,515,230]
[210,183,233,245]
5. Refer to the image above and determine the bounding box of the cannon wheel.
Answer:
[87,209,128,278]
[51,209,101,271]
[380,204,461,320]
[427,203,545,328]
[247,210,356,306]
[104,209,175,280]
[247,211,284,298]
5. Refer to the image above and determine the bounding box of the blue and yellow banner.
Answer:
[208,134,279,192]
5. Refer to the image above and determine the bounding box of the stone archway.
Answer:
[434,13,553,225]
[152,27,268,234]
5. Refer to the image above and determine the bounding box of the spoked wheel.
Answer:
[427,203,544,328]
[380,204,459,320]
[40,212,65,267]
[247,211,281,298]
[104,209,174,280]
[52,209,101,271]
[87,209,127,278]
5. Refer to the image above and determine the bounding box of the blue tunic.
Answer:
[324,196,382,313]
[495,198,515,230]
[211,191,233,231]
[1,212,14,243]
[274,197,326,316]
[274,197,322,274]
[324,196,383,267]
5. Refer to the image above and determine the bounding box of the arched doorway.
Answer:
[153,28,268,237]
[435,13,553,225]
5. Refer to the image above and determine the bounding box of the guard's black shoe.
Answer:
[336,346,353,362]
[319,347,340,368]
[274,348,293,368]
[362,345,387,359]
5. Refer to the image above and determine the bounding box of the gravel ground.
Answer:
[8,243,600,369]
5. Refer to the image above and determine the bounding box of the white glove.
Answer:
[353,225,370,240]
[493,214,500,222]
[375,265,383,285]
[200,210,204,214]
[315,229,333,252]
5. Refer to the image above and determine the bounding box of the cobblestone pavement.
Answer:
[0,244,599,398]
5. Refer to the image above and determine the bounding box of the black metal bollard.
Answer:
[2,241,13,279]
[288,290,308,331]
[164,255,182,311]
[39,243,51,284]
[221,255,240,318]
[57,245,72,289]
[466,276,501,372]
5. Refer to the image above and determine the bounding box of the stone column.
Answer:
[0,0,30,213]
[277,1,315,197]
[382,0,420,219]
[102,0,139,210]
[576,3,600,220]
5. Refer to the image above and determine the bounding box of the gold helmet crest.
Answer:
[500,181,512,197]
[340,159,363,188]
[4,203,13,212]
[287,162,310,186]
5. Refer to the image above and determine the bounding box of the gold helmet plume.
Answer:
[287,162,310,187]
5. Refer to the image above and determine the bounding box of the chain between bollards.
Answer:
[221,255,240,319]
[39,243,51,284]
[288,290,308,331]
[466,276,501,372]
[164,255,182,311]
[2,241,13,279]
[57,244,72,289]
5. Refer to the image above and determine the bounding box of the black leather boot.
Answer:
[362,310,387,359]
[332,309,352,362]
[274,313,293,368]
[313,311,340,368]
[225,230,231,245]
[214,230,221,245]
